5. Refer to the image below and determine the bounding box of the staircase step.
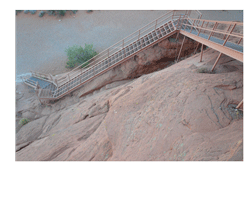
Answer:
[44,16,198,100]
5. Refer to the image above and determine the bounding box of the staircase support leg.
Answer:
[175,31,180,41]
[36,90,43,104]
[200,44,204,62]
[236,100,243,109]
[194,42,200,54]
[211,53,222,72]
[177,36,186,62]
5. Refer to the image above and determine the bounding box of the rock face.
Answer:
[77,35,198,98]
[16,48,243,161]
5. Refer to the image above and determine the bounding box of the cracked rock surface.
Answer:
[16,48,243,161]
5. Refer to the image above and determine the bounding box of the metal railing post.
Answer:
[200,44,204,62]
[223,24,232,40]
[208,22,218,40]
[222,23,237,46]
[178,14,181,29]
[177,36,186,62]
[197,21,205,36]
[190,20,196,33]
[236,100,243,109]
[237,38,242,45]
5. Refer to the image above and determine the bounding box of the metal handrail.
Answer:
[53,14,185,96]
[65,12,184,78]
[26,10,244,102]
[179,18,243,45]
[60,14,184,83]
[31,71,58,88]
[29,10,207,100]
[67,11,174,75]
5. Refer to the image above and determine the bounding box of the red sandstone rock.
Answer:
[16,48,243,161]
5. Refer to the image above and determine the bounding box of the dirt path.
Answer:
[16,10,243,80]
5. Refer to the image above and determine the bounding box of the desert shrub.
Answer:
[87,10,93,13]
[30,10,37,15]
[19,118,30,126]
[16,10,22,15]
[65,44,98,68]
[39,11,45,17]
[24,10,29,14]
[169,38,177,43]
[57,10,66,16]
[72,10,77,14]
[47,10,56,16]
[197,67,209,73]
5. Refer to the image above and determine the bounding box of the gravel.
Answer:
[16,10,243,81]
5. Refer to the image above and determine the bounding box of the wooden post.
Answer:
[177,36,186,62]
[236,100,243,109]
[211,53,222,71]
[200,44,204,62]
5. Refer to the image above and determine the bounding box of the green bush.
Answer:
[30,10,37,15]
[197,67,210,73]
[47,10,56,16]
[16,10,22,15]
[65,44,98,68]
[39,11,45,17]
[19,118,30,126]
[72,10,77,14]
[57,10,66,16]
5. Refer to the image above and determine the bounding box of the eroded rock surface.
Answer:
[16,48,243,161]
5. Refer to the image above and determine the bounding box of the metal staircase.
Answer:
[23,10,243,102]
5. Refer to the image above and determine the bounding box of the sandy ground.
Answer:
[15,10,243,80]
